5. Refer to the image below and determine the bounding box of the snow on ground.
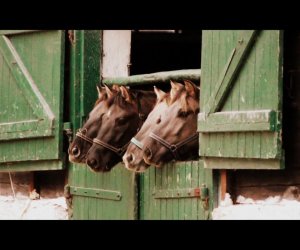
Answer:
[0,194,68,220]
[213,193,300,220]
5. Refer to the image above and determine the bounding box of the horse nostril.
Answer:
[144,147,152,160]
[126,154,133,163]
[87,158,97,168]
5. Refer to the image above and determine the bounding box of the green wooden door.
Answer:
[140,161,213,220]
[0,30,65,171]
[67,30,138,220]
[198,30,283,169]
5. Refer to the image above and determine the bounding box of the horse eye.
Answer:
[116,117,127,126]
[178,109,188,117]
[156,118,161,124]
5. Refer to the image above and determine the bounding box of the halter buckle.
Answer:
[170,145,177,152]
[139,113,146,121]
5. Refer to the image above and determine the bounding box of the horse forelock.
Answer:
[179,90,200,114]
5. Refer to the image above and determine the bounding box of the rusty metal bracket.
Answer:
[70,186,122,201]
[200,184,209,210]
[153,187,201,199]
[152,184,209,210]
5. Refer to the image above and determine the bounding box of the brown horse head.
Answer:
[123,81,185,172]
[142,80,200,167]
[68,85,120,164]
[86,86,156,172]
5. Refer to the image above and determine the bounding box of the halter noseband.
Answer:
[148,132,198,160]
[130,137,144,149]
[76,128,93,144]
[92,139,130,157]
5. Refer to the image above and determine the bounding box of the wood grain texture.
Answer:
[0,30,65,170]
[199,30,283,169]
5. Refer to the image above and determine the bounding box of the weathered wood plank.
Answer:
[198,110,277,132]
[0,160,63,172]
[191,161,199,219]
[0,30,41,35]
[200,31,213,157]
[208,31,221,161]
[172,163,179,220]
[184,162,193,219]
[0,31,65,166]
[0,35,55,123]
[178,163,186,220]
[203,157,283,169]
[206,30,258,114]
[102,69,201,86]
[166,164,173,219]
[199,30,283,168]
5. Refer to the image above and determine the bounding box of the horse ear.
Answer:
[96,85,102,99]
[120,86,132,103]
[170,80,183,101]
[104,84,114,99]
[96,85,106,99]
[184,80,198,98]
[112,84,120,92]
[154,86,166,101]
[170,80,182,90]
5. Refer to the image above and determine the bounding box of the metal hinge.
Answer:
[152,184,209,210]
[69,186,122,201]
[200,184,209,210]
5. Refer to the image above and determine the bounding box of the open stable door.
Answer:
[0,30,65,171]
[67,30,138,219]
[198,30,284,169]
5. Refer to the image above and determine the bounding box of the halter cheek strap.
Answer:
[92,138,130,157]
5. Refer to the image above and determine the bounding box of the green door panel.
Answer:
[140,161,213,220]
[0,30,65,170]
[70,164,137,220]
[198,30,284,169]
[68,30,138,219]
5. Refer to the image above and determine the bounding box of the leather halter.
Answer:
[92,139,130,157]
[76,128,93,144]
[148,132,198,160]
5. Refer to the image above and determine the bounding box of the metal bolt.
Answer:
[238,39,243,44]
